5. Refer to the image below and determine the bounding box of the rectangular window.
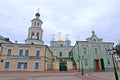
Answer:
[37,23,39,26]
[83,47,87,55]
[25,50,29,56]
[59,52,62,56]
[19,49,23,56]
[17,62,22,69]
[7,49,12,56]
[35,62,39,69]
[105,48,108,54]
[17,62,27,69]
[36,50,40,57]
[23,62,28,69]
[5,62,10,69]
[94,48,98,54]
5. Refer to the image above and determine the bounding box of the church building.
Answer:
[71,30,114,72]
[49,33,73,71]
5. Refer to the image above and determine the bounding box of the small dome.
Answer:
[50,40,56,43]
[65,40,71,42]
[35,12,40,17]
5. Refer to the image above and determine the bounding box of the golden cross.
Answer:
[59,32,61,39]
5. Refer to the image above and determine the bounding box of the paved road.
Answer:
[0,72,120,80]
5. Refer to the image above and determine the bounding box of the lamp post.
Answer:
[108,48,119,80]
[77,42,84,75]
[79,56,84,75]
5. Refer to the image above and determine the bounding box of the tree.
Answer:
[115,43,120,57]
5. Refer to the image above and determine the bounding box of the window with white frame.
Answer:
[7,48,12,56]
[18,49,30,56]
[17,62,28,69]
[35,62,39,69]
[83,47,87,55]
[23,62,28,69]
[59,52,62,56]
[94,48,98,54]
[84,58,88,65]
[105,48,108,54]
[19,49,23,56]
[25,49,29,56]
[4,62,10,69]
[36,49,40,57]
[17,62,22,69]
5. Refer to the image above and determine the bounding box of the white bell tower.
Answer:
[25,9,44,45]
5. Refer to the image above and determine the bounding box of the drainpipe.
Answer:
[44,46,47,71]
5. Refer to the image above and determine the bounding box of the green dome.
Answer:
[65,40,71,42]
[35,12,40,17]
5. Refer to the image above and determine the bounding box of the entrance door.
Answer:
[95,60,100,71]
[100,58,105,71]
[59,62,67,71]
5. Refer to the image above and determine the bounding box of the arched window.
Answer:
[59,52,62,56]
[31,32,34,38]
[36,32,39,40]
[37,22,39,26]
[94,48,98,54]
[34,22,36,26]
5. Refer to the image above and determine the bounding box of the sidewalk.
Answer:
[0,71,120,80]
[87,71,120,80]
[0,72,79,80]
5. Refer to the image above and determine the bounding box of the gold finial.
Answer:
[57,32,64,42]
[37,8,40,13]
[59,32,61,40]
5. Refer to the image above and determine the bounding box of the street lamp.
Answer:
[108,48,119,80]
[79,56,84,75]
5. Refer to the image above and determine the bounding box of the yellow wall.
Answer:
[0,43,53,71]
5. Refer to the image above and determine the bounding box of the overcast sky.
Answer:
[0,0,120,45]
